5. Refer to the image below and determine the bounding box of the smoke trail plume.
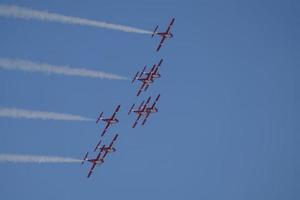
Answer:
[0,154,81,163]
[0,58,128,80]
[0,107,93,122]
[0,5,152,34]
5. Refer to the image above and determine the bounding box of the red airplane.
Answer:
[132,59,163,96]
[152,18,175,51]
[94,133,118,153]
[128,94,160,128]
[82,134,118,178]
[100,134,119,159]
[96,105,120,137]
[82,150,104,178]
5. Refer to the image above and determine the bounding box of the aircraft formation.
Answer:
[81,18,175,178]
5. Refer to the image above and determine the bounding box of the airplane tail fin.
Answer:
[96,112,103,124]
[128,104,135,115]
[152,25,158,37]
[81,152,89,164]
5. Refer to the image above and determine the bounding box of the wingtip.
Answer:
[158,58,163,66]
[101,131,105,137]
[156,94,161,101]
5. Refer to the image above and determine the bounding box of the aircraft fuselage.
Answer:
[88,159,104,165]
[135,107,158,116]
[158,32,173,38]
[103,147,116,153]
[103,118,119,124]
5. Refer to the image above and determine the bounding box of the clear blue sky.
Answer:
[0,0,299,199]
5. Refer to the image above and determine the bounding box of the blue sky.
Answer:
[0,0,299,199]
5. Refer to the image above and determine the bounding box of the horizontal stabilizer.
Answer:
[96,112,103,124]
[132,72,139,83]
[81,152,89,164]
[152,25,158,37]
[128,104,135,115]
[140,66,147,76]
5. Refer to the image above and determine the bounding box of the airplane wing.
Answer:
[111,105,121,119]
[142,112,151,125]
[137,81,148,96]
[158,58,164,67]
[153,94,161,105]
[102,151,109,159]
[87,163,96,178]
[115,105,121,113]
[144,84,150,91]
[166,18,175,34]
[101,122,111,137]
[150,94,160,110]
[153,59,163,74]
[93,139,102,152]
[136,100,144,111]
[133,114,142,128]
[150,64,156,74]
[145,96,152,106]
[108,134,119,149]
[156,37,166,52]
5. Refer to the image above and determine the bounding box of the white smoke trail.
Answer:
[0,5,152,34]
[0,107,93,122]
[0,58,128,80]
[0,154,81,163]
